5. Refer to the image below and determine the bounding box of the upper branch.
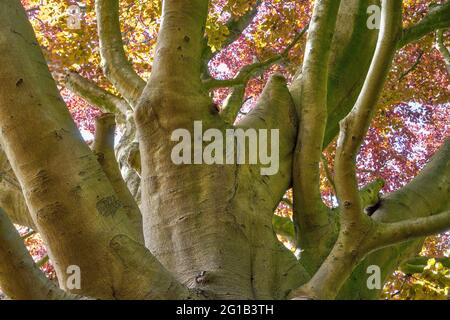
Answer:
[290,133,449,300]
[139,0,210,96]
[363,139,450,250]
[202,0,262,65]
[367,138,450,250]
[334,0,402,227]
[292,0,341,232]
[397,1,450,48]
[203,26,308,90]
[95,0,146,106]
[222,0,262,48]
[372,210,450,249]
[0,209,84,300]
[400,256,450,274]
[204,56,281,89]
[290,0,404,300]
[65,71,130,115]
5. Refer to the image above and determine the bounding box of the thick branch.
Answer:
[137,0,210,99]
[319,0,381,148]
[400,256,450,274]
[96,0,146,106]
[93,114,143,242]
[0,209,83,300]
[109,234,197,299]
[373,138,450,226]
[0,0,166,298]
[366,138,450,253]
[334,0,402,227]
[237,74,298,178]
[290,0,403,300]
[371,211,450,249]
[232,74,309,298]
[397,1,450,48]
[65,71,130,115]
[220,84,246,124]
[292,0,341,246]
[338,138,450,299]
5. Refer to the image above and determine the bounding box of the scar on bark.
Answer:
[36,201,66,222]
[29,169,51,196]
[96,196,122,217]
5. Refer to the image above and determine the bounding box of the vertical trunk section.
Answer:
[0,0,143,298]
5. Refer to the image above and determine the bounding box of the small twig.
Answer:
[390,275,409,297]
[36,255,49,268]
[398,50,424,81]
[436,29,450,77]
[21,230,36,240]
[204,24,309,89]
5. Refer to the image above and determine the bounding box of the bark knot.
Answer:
[195,271,208,285]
